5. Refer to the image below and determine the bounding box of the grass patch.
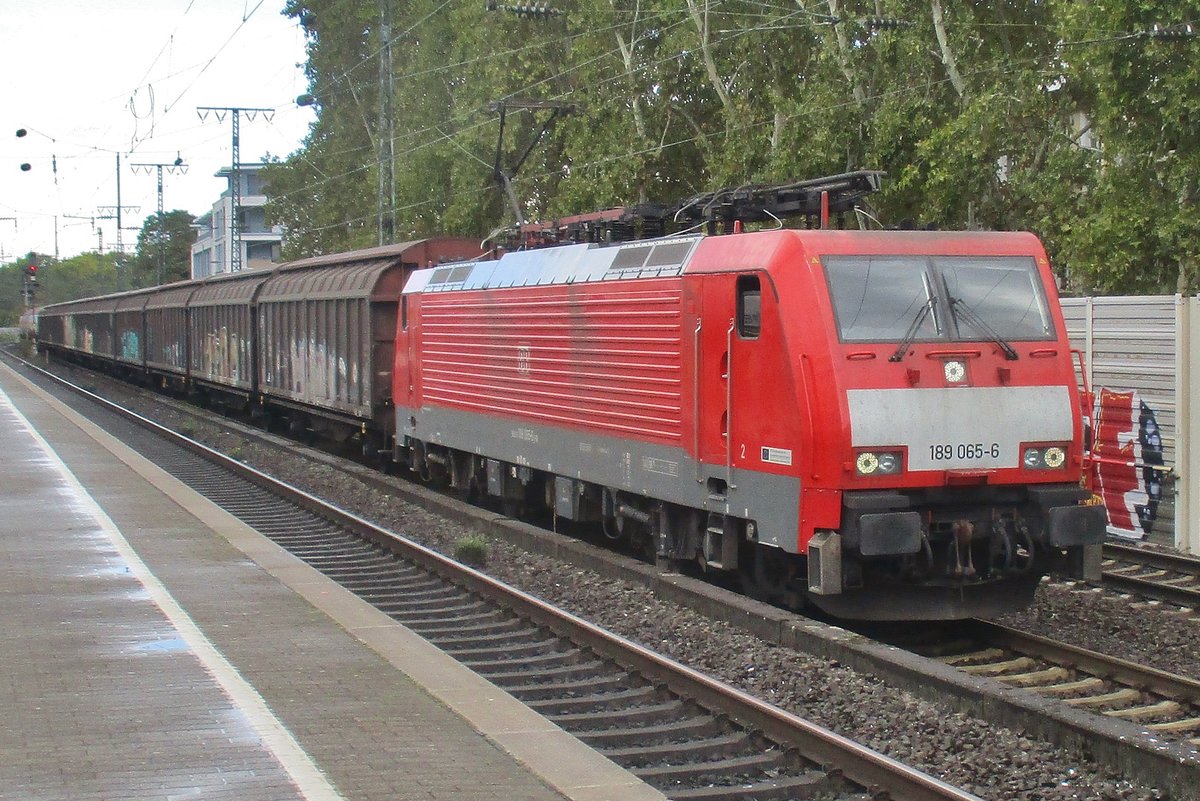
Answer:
[453,535,489,567]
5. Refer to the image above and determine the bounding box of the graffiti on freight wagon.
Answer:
[1091,388,1165,539]
[120,331,140,361]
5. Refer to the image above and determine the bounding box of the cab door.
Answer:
[691,274,733,476]
[691,273,763,479]
[395,293,417,413]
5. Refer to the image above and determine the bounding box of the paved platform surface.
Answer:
[0,358,665,801]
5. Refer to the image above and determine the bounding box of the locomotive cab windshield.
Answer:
[823,255,1055,347]
[808,247,1104,619]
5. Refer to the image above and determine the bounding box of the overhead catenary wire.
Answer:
[7,2,311,258]
[288,54,1060,240]
[18,3,1190,258]
[276,3,1194,234]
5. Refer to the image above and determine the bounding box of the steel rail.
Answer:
[1102,542,1200,608]
[10,351,981,801]
[974,620,1200,704]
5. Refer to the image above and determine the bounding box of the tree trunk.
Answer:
[931,0,967,99]
[685,0,738,124]
[823,0,867,107]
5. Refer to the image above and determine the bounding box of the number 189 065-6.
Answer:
[929,442,1000,461]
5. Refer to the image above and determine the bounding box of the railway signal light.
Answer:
[24,263,38,284]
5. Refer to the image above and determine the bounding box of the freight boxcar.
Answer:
[396,229,1105,620]
[255,240,487,450]
[186,268,274,403]
[39,239,489,456]
[38,294,123,368]
[144,281,201,390]
[113,287,158,376]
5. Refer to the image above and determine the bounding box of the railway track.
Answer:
[1102,542,1200,609]
[881,620,1200,748]
[11,354,978,801]
[11,349,1200,797]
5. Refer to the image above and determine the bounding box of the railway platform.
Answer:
[0,358,664,801]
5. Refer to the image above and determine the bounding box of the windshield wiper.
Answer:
[949,296,1018,360]
[889,296,937,362]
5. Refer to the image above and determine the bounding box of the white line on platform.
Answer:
[0,384,345,801]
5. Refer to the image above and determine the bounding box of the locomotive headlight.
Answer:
[856,452,880,475]
[856,451,902,476]
[1023,445,1068,470]
[1043,446,1066,468]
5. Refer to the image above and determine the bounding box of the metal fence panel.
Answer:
[1062,296,1181,547]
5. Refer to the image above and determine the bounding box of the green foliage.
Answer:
[265,0,1200,294]
[453,534,489,567]
[0,251,120,324]
[1046,0,1200,293]
[0,260,31,326]
[127,210,197,288]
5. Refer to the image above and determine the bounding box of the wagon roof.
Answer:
[279,238,484,271]
[189,265,276,304]
[143,280,202,310]
[259,238,485,303]
[39,285,157,315]
[113,285,163,312]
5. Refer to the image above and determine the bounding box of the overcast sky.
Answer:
[0,0,315,262]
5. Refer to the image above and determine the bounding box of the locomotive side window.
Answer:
[737,275,761,339]
[401,296,408,330]
[823,256,939,342]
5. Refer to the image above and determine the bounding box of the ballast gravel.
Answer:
[36,359,1189,801]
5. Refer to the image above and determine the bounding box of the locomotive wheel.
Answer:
[450,452,478,502]
[454,469,478,503]
[501,496,524,518]
[742,546,790,605]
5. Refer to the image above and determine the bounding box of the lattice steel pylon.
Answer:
[131,156,188,284]
[198,106,273,272]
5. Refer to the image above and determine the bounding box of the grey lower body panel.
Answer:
[400,404,803,550]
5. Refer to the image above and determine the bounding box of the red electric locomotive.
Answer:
[396,228,1105,620]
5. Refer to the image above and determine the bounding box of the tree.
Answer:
[0,256,40,326]
[47,252,122,301]
[261,0,1199,295]
[265,0,386,258]
[0,251,120,324]
[127,210,197,287]
[1045,0,1200,294]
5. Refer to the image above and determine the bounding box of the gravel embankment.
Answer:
[34,358,1184,801]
